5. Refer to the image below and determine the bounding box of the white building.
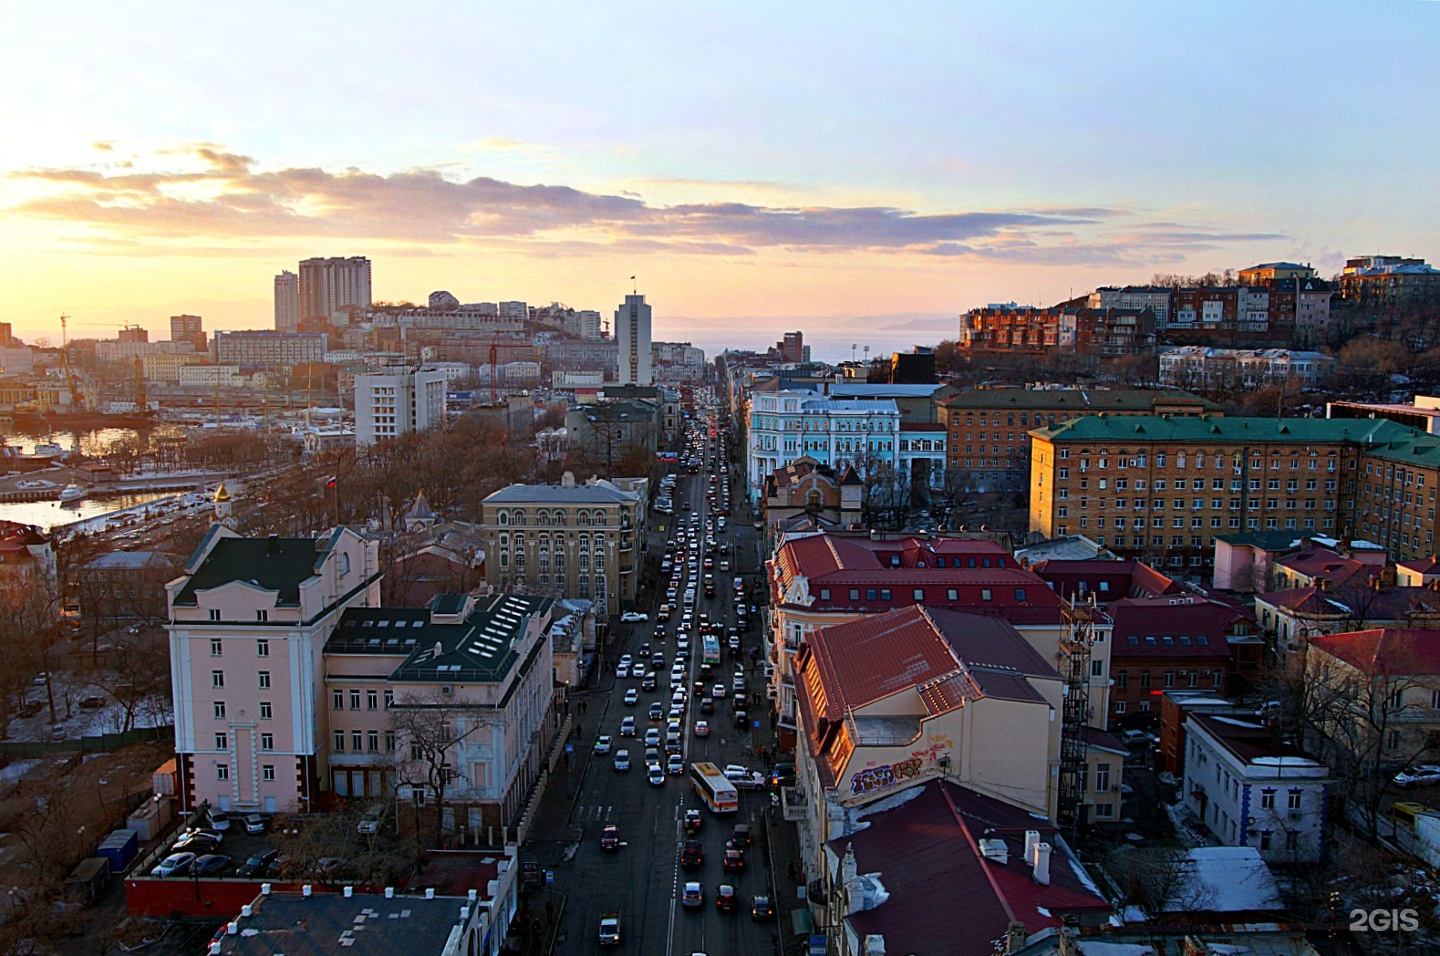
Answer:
[1158,347,1335,390]
[354,366,448,446]
[614,294,653,386]
[298,256,372,324]
[1181,713,1331,863]
[179,365,245,389]
[746,390,907,502]
[274,270,299,331]
[0,346,34,375]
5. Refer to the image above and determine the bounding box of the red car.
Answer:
[600,825,620,851]
[723,848,746,874]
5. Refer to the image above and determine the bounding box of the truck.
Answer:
[598,912,621,946]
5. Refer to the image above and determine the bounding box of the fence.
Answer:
[0,724,174,758]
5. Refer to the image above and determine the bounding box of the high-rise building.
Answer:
[170,314,206,350]
[118,325,148,344]
[781,331,804,363]
[614,293,652,386]
[214,330,328,367]
[274,270,299,331]
[298,257,372,325]
[353,366,447,446]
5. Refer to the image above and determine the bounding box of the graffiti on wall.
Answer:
[850,756,923,796]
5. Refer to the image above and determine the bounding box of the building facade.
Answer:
[614,293,653,386]
[274,270,299,331]
[747,391,916,503]
[480,476,646,615]
[169,314,206,351]
[214,330,328,367]
[1158,347,1334,389]
[354,367,448,446]
[298,256,372,324]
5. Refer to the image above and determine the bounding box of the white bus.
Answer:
[690,761,740,814]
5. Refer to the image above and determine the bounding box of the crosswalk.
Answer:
[578,804,615,822]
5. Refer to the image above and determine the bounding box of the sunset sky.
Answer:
[2,1,1436,360]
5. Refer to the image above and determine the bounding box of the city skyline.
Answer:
[1,1,1437,359]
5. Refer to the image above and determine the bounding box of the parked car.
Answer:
[620,611,649,623]
[207,810,231,831]
[192,854,231,876]
[152,852,196,878]
[357,807,383,834]
[1395,765,1440,787]
[234,849,278,878]
[173,833,220,853]
[243,814,267,834]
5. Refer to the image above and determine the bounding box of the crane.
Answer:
[59,315,86,409]
[487,332,531,404]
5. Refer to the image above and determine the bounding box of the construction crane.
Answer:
[487,332,531,404]
[59,315,86,409]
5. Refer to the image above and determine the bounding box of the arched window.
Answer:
[497,511,510,526]
[806,490,822,512]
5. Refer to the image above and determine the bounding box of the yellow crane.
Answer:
[58,314,89,410]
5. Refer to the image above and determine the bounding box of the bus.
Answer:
[701,633,721,667]
[690,761,739,814]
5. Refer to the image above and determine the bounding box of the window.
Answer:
[1115,700,1126,714]
[1091,660,1104,677]
[1116,670,1127,689]
[350,690,361,710]
[849,589,860,600]
[980,589,993,601]
[1261,789,1276,809]
[1095,763,1111,793]
[947,589,958,600]
[334,731,346,753]
[866,589,877,601]
[385,731,396,753]
[258,671,271,689]
[367,690,378,710]
[913,589,924,601]
[1140,671,1152,689]
[216,764,229,781]
[819,588,831,600]
[262,764,275,782]
[213,701,226,720]
[256,639,269,658]
[1015,588,1027,602]
[384,690,394,709]
[368,730,380,752]
[211,670,224,689]
[261,733,274,751]
[1287,790,1302,810]
[352,731,363,752]
[260,701,272,720]
[1259,830,1273,851]
[210,638,223,657]
[215,732,228,750]
[256,610,268,622]
[209,609,221,621]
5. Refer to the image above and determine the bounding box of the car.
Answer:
[751,895,775,921]
[613,750,631,771]
[621,611,649,623]
[657,605,672,621]
[173,832,221,853]
[357,807,383,834]
[694,720,710,738]
[684,809,703,834]
[235,849,278,878]
[192,853,231,876]
[638,643,651,658]
[79,695,107,709]
[729,824,753,848]
[652,652,666,668]
[770,763,796,787]
[733,677,747,694]
[314,857,351,880]
[1396,765,1440,787]
[244,814,267,834]
[645,728,662,747]
[699,697,715,714]
[723,848,746,873]
[1120,729,1151,746]
[649,702,664,721]
[598,912,621,946]
[641,673,657,691]
[620,716,637,736]
[728,635,740,651]
[600,824,621,850]
[624,688,639,706]
[594,735,613,754]
[667,754,685,775]
[681,882,704,907]
[151,852,195,877]
[680,839,704,869]
[715,884,739,912]
[712,683,727,699]
[648,764,666,786]
[668,705,685,722]
[734,709,749,728]
[645,746,661,764]
[618,654,633,670]
[208,810,231,831]
[723,764,752,782]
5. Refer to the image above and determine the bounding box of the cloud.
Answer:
[2,144,1289,266]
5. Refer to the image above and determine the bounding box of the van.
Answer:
[683,589,696,610]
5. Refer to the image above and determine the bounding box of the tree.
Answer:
[388,691,490,843]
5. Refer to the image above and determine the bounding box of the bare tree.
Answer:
[387,691,490,842]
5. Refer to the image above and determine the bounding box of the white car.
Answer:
[621,611,649,623]
[594,735,613,755]
[1395,765,1440,787]
[648,764,666,786]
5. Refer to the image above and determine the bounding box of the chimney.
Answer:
[1024,829,1040,861]
[267,534,280,556]
[1033,843,1051,885]
[240,905,252,918]
[561,471,575,487]
[841,844,858,886]
[425,888,436,899]
[302,885,312,897]
[1006,921,1029,953]
[863,935,886,956]
[385,887,395,898]
[343,886,353,898]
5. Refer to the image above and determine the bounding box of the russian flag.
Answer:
[326,476,337,488]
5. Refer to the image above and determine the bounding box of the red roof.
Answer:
[1275,547,1379,588]
[804,606,961,718]
[1399,556,1440,575]
[832,781,1110,956]
[1309,628,1440,676]
[1110,596,1253,660]
[1029,559,1181,604]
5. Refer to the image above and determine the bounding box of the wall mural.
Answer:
[848,736,954,796]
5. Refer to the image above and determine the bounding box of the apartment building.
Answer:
[354,366,448,446]
[480,475,646,616]
[1107,596,1251,725]
[298,256,372,324]
[166,527,382,813]
[940,387,1219,495]
[322,592,558,831]
[958,305,1155,356]
[1158,347,1334,389]
[614,293,653,386]
[273,270,299,331]
[141,352,206,383]
[214,330,328,367]
[1340,255,1440,315]
[1028,416,1381,574]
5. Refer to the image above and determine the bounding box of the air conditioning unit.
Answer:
[1246,816,1255,826]
[441,684,453,696]
[1289,811,1302,821]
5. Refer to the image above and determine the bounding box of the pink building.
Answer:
[166,527,381,814]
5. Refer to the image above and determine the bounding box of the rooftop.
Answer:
[1030,414,1397,445]
[944,387,1219,414]
[83,550,181,570]
[1309,627,1440,676]
[1110,596,1252,657]
[213,891,473,956]
[173,533,325,608]
[1189,713,1325,769]
[483,480,638,505]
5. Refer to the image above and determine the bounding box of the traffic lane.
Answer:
[671,800,772,956]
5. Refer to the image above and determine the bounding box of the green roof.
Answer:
[945,388,1220,413]
[1213,531,1310,551]
[1029,415,1400,446]
[174,535,322,607]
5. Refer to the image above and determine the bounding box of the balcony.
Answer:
[781,786,808,822]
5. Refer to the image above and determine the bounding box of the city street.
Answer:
[522,411,793,955]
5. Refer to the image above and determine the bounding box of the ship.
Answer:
[6,409,158,429]
[59,483,89,504]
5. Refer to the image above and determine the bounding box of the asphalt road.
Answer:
[557,418,781,955]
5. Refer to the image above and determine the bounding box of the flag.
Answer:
[326,476,337,488]
[630,275,636,280]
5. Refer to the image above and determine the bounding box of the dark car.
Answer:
[680,839,704,869]
[191,853,231,876]
[683,809,703,835]
[681,881,703,907]
[600,824,621,851]
[723,848,746,874]
[733,708,749,728]
[728,824,752,848]
[235,849,279,878]
[700,697,715,714]
[715,884,738,912]
[751,895,775,921]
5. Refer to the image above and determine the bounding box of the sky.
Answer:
[1,0,1437,361]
